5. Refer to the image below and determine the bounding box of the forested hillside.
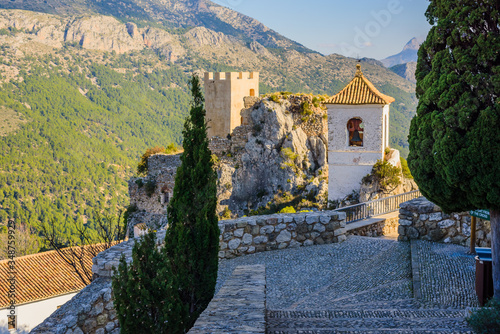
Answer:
[0,2,417,252]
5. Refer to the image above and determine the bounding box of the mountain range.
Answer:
[0,0,418,247]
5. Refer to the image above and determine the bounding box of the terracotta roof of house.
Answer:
[0,244,108,308]
[326,64,395,105]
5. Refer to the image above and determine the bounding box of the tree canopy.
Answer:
[408,0,500,213]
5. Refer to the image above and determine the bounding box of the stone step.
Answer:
[266,309,472,333]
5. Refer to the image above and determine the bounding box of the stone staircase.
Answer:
[266,308,472,333]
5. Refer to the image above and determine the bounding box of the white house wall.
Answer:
[0,292,77,332]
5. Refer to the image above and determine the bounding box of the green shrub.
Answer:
[135,179,144,188]
[144,180,156,197]
[279,206,296,214]
[269,94,281,103]
[220,207,232,219]
[301,101,313,116]
[400,157,413,179]
[371,160,401,190]
[467,298,500,334]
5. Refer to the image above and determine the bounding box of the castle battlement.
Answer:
[204,72,259,81]
[204,71,259,138]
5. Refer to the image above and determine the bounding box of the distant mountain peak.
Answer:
[380,37,420,68]
[403,37,419,51]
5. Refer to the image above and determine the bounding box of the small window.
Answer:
[8,315,16,330]
[347,118,364,147]
[250,89,255,97]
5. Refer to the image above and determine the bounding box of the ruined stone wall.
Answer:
[127,154,181,229]
[398,197,491,247]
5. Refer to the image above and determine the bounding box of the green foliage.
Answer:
[0,54,190,245]
[408,0,500,213]
[368,160,401,190]
[400,157,413,179]
[278,206,296,214]
[466,298,500,334]
[220,206,232,219]
[300,101,313,116]
[144,180,156,197]
[165,75,219,331]
[112,232,184,334]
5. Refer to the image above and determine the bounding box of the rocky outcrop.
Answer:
[212,94,329,217]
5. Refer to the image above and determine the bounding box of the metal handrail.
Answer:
[333,190,422,224]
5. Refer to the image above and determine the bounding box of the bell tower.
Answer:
[325,63,395,201]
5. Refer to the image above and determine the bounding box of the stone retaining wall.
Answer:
[398,197,491,247]
[218,211,347,259]
[30,278,117,334]
[188,265,266,334]
[346,216,399,238]
[33,210,347,333]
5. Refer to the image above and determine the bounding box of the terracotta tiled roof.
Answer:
[0,244,108,308]
[326,64,395,105]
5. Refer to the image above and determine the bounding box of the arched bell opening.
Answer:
[347,118,364,147]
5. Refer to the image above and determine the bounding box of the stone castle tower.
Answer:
[325,63,395,201]
[204,72,259,138]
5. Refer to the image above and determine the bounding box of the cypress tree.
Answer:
[111,232,183,334]
[165,74,219,329]
[408,0,500,297]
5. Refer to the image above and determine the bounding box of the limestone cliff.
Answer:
[210,93,329,217]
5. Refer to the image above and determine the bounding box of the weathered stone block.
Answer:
[275,223,287,232]
[438,219,455,229]
[399,219,412,226]
[96,314,108,326]
[228,238,241,250]
[313,223,326,233]
[429,229,443,242]
[233,228,245,237]
[429,212,442,221]
[276,230,291,243]
[253,236,268,244]
[260,225,274,234]
[407,227,419,239]
[242,233,253,245]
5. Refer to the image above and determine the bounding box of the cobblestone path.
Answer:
[217,236,477,333]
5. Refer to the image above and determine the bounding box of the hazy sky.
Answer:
[210,0,431,59]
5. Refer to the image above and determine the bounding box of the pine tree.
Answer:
[165,74,219,330]
[408,0,500,297]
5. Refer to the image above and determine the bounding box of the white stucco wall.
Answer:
[0,292,78,332]
[327,104,390,201]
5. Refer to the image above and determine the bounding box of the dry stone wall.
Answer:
[218,211,347,259]
[398,197,491,247]
[33,211,347,333]
[30,278,117,334]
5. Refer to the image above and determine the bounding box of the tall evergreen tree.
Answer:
[408,0,500,297]
[111,232,183,334]
[165,74,219,329]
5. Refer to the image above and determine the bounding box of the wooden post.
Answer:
[470,216,477,254]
